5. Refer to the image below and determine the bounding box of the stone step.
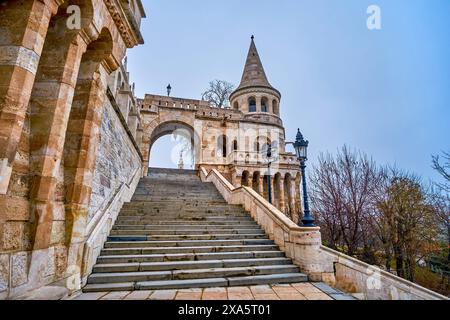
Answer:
[104,239,274,248]
[129,197,225,201]
[110,228,264,235]
[87,264,300,284]
[118,210,248,216]
[113,220,258,226]
[100,245,280,256]
[117,215,249,220]
[117,215,250,220]
[93,257,292,273]
[107,233,268,242]
[122,204,241,210]
[97,251,285,263]
[121,210,246,215]
[112,225,261,231]
[83,273,308,292]
[117,215,254,224]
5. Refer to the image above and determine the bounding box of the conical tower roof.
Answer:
[232,36,279,98]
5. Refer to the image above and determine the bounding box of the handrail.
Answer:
[320,245,448,300]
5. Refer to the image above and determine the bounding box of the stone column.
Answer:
[290,178,299,224]
[258,176,264,195]
[231,171,239,187]
[279,178,286,214]
[64,66,110,283]
[0,0,59,194]
[268,99,273,114]
[256,96,262,113]
[29,31,89,252]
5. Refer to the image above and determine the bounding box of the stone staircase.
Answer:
[83,168,307,292]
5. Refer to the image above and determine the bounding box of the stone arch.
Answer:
[146,121,201,171]
[62,28,116,283]
[241,170,251,187]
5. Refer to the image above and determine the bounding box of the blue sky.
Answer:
[128,0,449,183]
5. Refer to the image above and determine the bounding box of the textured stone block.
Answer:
[50,221,65,245]
[11,252,28,287]
[0,254,9,292]
[43,247,55,277]
[3,221,29,251]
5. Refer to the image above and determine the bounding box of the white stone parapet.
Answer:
[199,166,449,301]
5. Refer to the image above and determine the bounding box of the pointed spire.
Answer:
[236,35,274,90]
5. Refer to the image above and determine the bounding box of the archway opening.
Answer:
[148,122,199,170]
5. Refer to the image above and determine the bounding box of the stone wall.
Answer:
[88,98,142,223]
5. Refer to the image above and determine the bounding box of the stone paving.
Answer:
[69,283,357,300]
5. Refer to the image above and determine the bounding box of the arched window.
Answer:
[233,139,238,151]
[272,99,279,115]
[241,171,250,186]
[261,97,268,112]
[233,101,239,110]
[217,135,227,158]
[248,97,256,112]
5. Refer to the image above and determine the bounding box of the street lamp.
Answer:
[293,129,315,227]
[262,143,277,204]
[167,84,172,96]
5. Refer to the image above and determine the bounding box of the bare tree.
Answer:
[309,146,382,257]
[201,80,234,108]
[429,187,450,262]
[432,151,450,192]
[431,151,450,262]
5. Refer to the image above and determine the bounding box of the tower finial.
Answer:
[251,35,254,40]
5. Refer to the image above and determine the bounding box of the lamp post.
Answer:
[293,129,315,227]
[263,143,277,204]
[167,84,172,97]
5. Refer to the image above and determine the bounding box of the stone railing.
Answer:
[226,150,299,167]
[199,167,448,300]
[80,166,142,286]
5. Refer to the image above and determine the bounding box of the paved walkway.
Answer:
[69,282,357,300]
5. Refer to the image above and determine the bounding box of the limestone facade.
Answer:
[0,0,145,299]
[139,38,302,223]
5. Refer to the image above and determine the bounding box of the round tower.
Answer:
[229,36,281,118]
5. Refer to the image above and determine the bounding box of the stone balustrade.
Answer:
[227,150,298,166]
[199,167,448,300]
